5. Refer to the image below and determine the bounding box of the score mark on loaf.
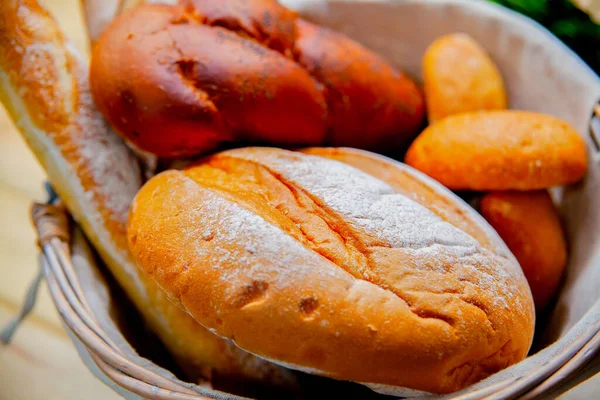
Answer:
[128,147,535,394]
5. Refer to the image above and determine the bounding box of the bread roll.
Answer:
[0,0,295,387]
[423,33,507,122]
[128,147,535,394]
[480,191,567,310]
[405,110,588,190]
[90,0,424,157]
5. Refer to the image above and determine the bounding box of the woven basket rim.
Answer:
[36,202,213,400]
[33,201,600,399]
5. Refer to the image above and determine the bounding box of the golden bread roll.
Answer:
[89,0,424,157]
[423,33,507,122]
[405,110,588,190]
[480,191,567,310]
[0,0,295,387]
[128,147,535,394]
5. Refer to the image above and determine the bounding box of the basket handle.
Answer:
[31,201,70,247]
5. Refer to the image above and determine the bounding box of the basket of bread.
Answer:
[1,0,600,398]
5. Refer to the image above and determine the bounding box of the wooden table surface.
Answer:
[0,1,119,398]
[0,1,598,399]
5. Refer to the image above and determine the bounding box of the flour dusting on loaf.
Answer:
[235,149,479,249]
[223,148,525,313]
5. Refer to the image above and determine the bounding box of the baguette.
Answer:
[0,0,295,387]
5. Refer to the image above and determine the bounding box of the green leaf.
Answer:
[488,0,600,71]
[552,18,600,37]
[491,0,549,19]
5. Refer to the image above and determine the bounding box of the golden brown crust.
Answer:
[480,191,567,310]
[128,147,535,394]
[90,0,424,157]
[423,33,507,122]
[181,0,299,54]
[0,0,295,387]
[90,3,326,157]
[0,0,140,263]
[294,20,425,150]
[405,110,588,190]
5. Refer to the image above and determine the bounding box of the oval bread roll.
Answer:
[128,147,535,394]
[423,33,507,122]
[405,110,588,190]
[90,0,424,157]
[480,191,567,310]
[0,0,295,388]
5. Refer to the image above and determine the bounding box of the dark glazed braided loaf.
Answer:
[90,0,425,157]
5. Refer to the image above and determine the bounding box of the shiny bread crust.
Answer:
[90,0,424,157]
[0,0,295,386]
[480,191,567,310]
[405,111,588,191]
[128,147,535,394]
[423,33,507,122]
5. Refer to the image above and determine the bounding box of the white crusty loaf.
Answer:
[128,146,536,394]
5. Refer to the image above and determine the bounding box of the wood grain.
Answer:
[0,305,118,400]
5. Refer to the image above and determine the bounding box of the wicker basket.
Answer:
[31,202,211,400]
[4,0,600,398]
[25,195,600,400]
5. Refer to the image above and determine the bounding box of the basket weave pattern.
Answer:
[31,201,600,400]
[34,202,211,400]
